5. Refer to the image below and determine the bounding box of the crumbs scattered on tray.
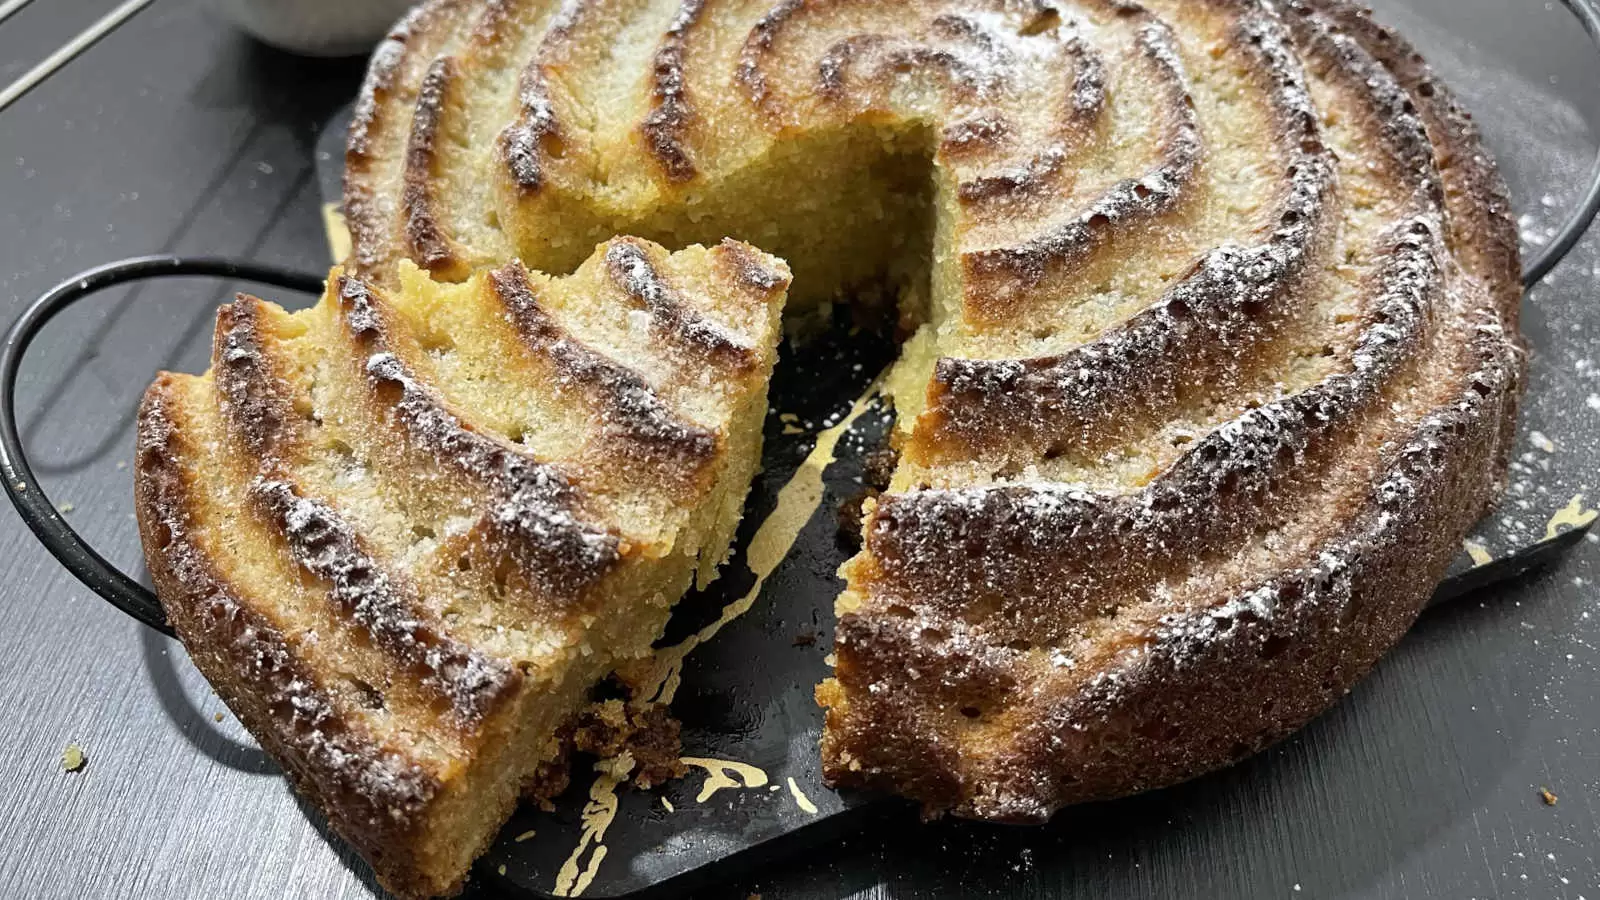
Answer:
[778,412,805,435]
[213,712,225,723]
[61,743,86,773]
[793,630,817,647]
[1540,787,1558,806]
[514,829,536,843]
[1463,538,1493,567]
[56,502,73,514]
[1545,494,1598,540]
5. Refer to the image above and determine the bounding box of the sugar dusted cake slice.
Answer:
[135,237,788,897]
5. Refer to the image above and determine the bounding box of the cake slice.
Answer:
[134,237,789,898]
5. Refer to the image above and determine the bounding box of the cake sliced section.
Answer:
[134,237,788,898]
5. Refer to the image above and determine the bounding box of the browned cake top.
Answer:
[337,0,1522,826]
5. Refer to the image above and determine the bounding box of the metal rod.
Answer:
[1524,0,1600,287]
[0,0,156,114]
[0,0,34,28]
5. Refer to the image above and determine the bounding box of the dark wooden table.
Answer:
[1,0,1598,897]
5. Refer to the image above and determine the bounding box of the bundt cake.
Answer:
[134,239,789,897]
[342,0,1520,822]
[137,0,1524,894]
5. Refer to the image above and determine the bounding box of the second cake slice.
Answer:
[134,237,789,898]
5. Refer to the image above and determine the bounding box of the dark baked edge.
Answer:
[134,373,462,900]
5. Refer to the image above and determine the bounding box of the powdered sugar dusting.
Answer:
[251,478,516,723]
[933,6,1337,455]
[340,275,620,597]
[880,218,1446,632]
[364,350,619,596]
[137,390,439,825]
[489,263,718,461]
[604,241,757,363]
[347,2,432,157]
[962,18,1200,291]
[498,0,584,189]
[641,0,710,181]
[955,34,1107,201]
[1147,308,1516,678]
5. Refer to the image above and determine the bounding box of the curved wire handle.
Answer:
[0,257,325,636]
[1525,0,1600,288]
[4,0,1600,637]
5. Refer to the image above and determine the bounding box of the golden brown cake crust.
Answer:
[823,333,1518,819]
[345,0,473,281]
[136,376,452,898]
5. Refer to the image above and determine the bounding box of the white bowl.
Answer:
[211,0,415,57]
